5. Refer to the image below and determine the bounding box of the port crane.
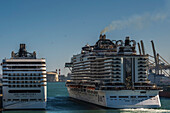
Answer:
[138,40,170,77]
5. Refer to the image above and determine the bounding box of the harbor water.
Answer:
[2,82,170,113]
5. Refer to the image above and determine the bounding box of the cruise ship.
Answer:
[65,34,161,108]
[2,44,47,109]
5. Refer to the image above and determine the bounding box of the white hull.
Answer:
[67,87,161,109]
[3,101,46,110]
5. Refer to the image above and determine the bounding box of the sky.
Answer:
[0,0,170,75]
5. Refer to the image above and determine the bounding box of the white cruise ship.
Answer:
[65,34,161,108]
[2,44,47,109]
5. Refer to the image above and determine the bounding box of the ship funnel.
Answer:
[99,34,106,40]
[20,44,26,51]
[103,34,106,39]
[19,44,27,57]
[125,36,130,46]
[99,34,102,39]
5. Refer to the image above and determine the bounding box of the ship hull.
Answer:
[3,101,46,110]
[67,87,161,109]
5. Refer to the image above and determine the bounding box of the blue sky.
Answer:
[0,0,170,75]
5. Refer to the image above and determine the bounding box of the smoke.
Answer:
[100,13,168,34]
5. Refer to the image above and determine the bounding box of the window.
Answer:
[138,96,147,98]
[110,96,116,98]
[9,90,41,93]
[21,99,28,102]
[140,91,146,93]
[131,96,136,98]
[119,96,128,98]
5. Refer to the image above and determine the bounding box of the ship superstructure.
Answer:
[2,44,47,109]
[66,34,161,108]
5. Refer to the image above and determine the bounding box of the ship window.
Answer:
[13,99,19,101]
[30,99,36,101]
[8,99,11,101]
[131,96,136,98]
[8,90,41,93]
[21,99,28,102]
[149,96,155,98]
[138,96,147,98]
[110,96,116,98]
[17,85,20,87]
[119,96,128,98]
